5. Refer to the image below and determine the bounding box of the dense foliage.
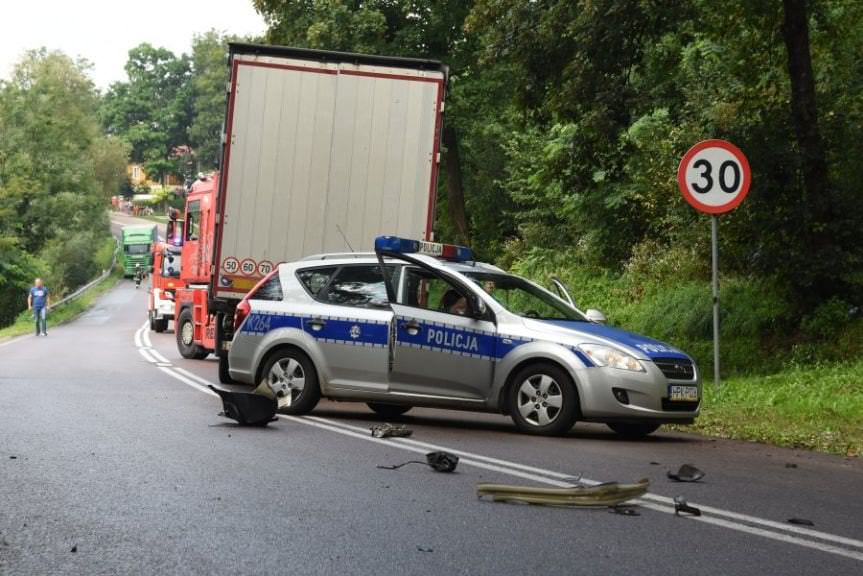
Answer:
[102,32,235,182]
[0,51,127,327]
[252,0,862,374]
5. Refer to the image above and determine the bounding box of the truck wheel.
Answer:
[507,362,578,436]
[367,403,412,418]
[176,308,208,359]
[148,310,156,331]
[607,422,661,439]
[218,352,236,384]
[260,348,320,415]
[154,318,168,333]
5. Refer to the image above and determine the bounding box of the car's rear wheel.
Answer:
[261,348,320,415]
[507,362,578,436]
[218,352,236,384]
[176,308,209,359]
[367,403,412,418]
[607,422,661,438]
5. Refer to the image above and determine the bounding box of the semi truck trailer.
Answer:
[171,43,448,383]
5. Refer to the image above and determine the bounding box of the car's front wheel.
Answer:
[607,422,661,438]
[507,362,578,436]
[260,348,320,415]
[367,403,412,418]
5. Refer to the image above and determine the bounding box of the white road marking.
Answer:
[135,333,863,562]
[148,348,171,364]
[138,347,159,364]
[306,415,863,551]
[142,328,152,348]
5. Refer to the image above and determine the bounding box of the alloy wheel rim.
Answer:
[268,358,306,407]
[181,321,194,345]
[517,374,563,426]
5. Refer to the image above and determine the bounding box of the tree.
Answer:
[101,44,192,182]
[0,49,127,324]
[189,31,231,170]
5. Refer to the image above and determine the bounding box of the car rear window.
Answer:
[297,267,338,296]
[319,265,390,308]
[250,274,284,302]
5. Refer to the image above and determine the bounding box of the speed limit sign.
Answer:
[677,139,751,389]
[677,139,751,214]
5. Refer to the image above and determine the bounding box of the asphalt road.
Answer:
[1,280,861,575]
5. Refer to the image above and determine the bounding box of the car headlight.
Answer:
[579,344,645,372]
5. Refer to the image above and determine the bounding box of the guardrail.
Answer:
[47,236,120,312]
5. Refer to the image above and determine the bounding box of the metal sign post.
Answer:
[711,215,720,386]
[677,139,751,386]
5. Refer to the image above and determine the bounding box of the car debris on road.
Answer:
[667,464,705,482]
[476,479,649,507]
[370,423,414,438]
[673,496,702,516]
[209,385,276,426]
[377,451,459,473]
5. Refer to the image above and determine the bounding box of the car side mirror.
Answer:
[471,296,487,319]
[585,308,607,324]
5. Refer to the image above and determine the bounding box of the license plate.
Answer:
[669,385,699,402]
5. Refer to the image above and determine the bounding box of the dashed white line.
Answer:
[135,328,863,562]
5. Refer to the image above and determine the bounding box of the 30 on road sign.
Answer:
[678,139,751,214]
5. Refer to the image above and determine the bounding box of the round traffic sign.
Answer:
[239,258,257,276]
[677,139,751,214]
[222,257,240,274]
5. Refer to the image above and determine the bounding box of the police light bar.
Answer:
[374,236,474,262]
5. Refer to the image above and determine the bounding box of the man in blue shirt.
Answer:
[28,278,50,336]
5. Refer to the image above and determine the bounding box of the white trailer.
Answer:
[213,43,448,300]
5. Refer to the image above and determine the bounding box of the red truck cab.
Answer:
[148,241,185,333]
[173,175,221,362]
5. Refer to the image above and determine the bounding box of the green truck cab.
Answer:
[121,225,158,277]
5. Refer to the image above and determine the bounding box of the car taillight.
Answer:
[234,299,251,332]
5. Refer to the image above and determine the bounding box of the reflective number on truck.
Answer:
[222,257,240,274]
[240,258,257,276]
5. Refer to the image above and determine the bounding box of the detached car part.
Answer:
[476,479,649,507]
[209,385,276,426]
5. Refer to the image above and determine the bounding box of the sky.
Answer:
[0,0,266,90]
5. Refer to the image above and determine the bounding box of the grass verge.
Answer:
[0,267,124,341]
[674,360,863,457]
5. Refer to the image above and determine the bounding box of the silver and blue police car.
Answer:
[227,237,701,437]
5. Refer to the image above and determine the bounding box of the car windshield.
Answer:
[464,272,586,321]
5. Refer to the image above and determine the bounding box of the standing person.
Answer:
[27,278,50,336]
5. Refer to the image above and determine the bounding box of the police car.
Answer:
[227,237,701,437]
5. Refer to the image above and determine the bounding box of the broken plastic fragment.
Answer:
[377,451,459,473]
[477,479,649,507]
[673,496,701,516]
[208,385,276,426]
[667,464,705,482]
[609,505,641,516]
[370,423,414,438]
[788,518,815,526]
[426,451,459,472]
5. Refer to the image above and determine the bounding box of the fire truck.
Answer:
[170,42,448,383]
[148,241,184,333]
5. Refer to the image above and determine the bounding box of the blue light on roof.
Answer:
[374,236,474,262]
